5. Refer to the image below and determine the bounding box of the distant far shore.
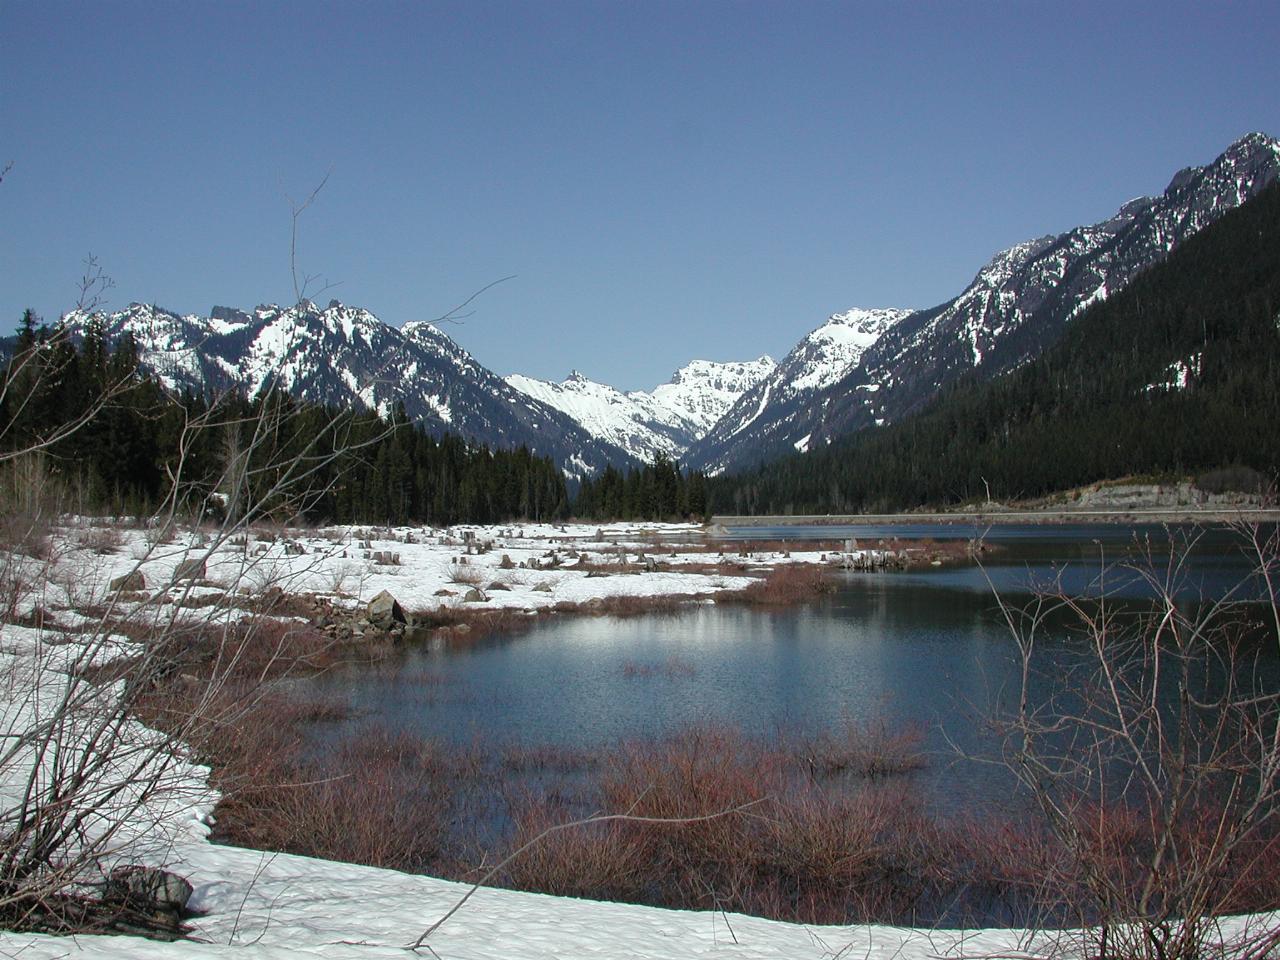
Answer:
[710,507,1280,529]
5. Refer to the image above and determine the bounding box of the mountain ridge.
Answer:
[504,356,775,463]
[49,131,1280,486]
[62,299,638,478]
[683,130,1280,475]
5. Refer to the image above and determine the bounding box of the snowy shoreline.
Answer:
[1,520,1273,958]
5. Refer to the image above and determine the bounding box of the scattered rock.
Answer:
[532,582,554,593]
[367,590,407,629]
[487,581,512,591]
[105,865,193,914]
[586,570,610,578]
[110,572,146,592]
[434,588,457,597]
[173,558,206,581]
[464,588,488,603]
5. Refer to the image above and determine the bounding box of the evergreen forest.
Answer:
[709,180,1280,515]
[0,313,707,525]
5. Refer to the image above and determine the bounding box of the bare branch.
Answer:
[286,170,333,304]
[424,274,516,326]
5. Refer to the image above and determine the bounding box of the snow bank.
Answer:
[9,522,1267,958]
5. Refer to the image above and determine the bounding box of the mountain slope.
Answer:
[505,357,774,463]
[808,132,1280,444]
[64,300,636,477]
[683,307,911,474]
[710,178,1280,514]
[690,131,1280,475]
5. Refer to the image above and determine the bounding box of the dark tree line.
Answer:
[710,179,1280,515]
[1,310,174,509]
[573,453,707,521]
[1,314,709,524]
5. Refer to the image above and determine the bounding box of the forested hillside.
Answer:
[711,180,1280,515]
[0,312,714,524]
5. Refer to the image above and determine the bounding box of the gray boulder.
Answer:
[367,590,407,629]
[173,558,205,581]
[110,572,146,592]
[105,865,193,913]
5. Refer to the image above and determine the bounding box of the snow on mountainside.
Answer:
[684,307,910,474]
[506,356,774,463]
[685,131,1280,476]
[63,299,635,478]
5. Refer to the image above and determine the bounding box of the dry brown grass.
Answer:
[496,726,946,924]
[805,715,928,778]
[715,564,836,606]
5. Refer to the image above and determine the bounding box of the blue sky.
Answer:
[3,1,1278,391]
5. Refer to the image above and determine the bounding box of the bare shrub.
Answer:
[502,799,647,901]
[75,525,126,556]
[806,714,927,778]
[498,743,596,773]
[621,656,697,679]
[989,526,1280,960]
[0,360,389,933]
[717,564,835,605]
[218,725,452,873]
[490,725,945,925]
[446,563,484,586]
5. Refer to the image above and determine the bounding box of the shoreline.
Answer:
[710,507,1280,528]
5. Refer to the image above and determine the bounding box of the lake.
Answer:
[304,522,1278,814]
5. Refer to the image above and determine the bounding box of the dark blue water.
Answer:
[304,524,1278,811]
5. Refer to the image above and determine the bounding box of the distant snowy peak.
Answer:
[788,308,913,393]
[505,356,774,463]
[802,129,1280,447]
[63,299,636,478]
[650,356,776,435]
[682,306,909,475]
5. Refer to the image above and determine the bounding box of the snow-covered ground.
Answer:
[1,521,1272,958]
[8,520,843,625]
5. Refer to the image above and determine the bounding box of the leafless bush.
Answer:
[989,525,1280,960]
[0,358,388,933]
[806,714,927,778]
[621,656,697,679]
[446,563,485,586]
[717,564,835,605]
[491,725,944,925]
[75,525,125,556]
[214,724,452,873]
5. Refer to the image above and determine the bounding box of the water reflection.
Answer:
[305,524,1277,815]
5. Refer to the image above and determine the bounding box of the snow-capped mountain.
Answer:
[682,307,911,474]
[685,131,1280,475]
[505,356,774,463]
[64,299,636,478]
